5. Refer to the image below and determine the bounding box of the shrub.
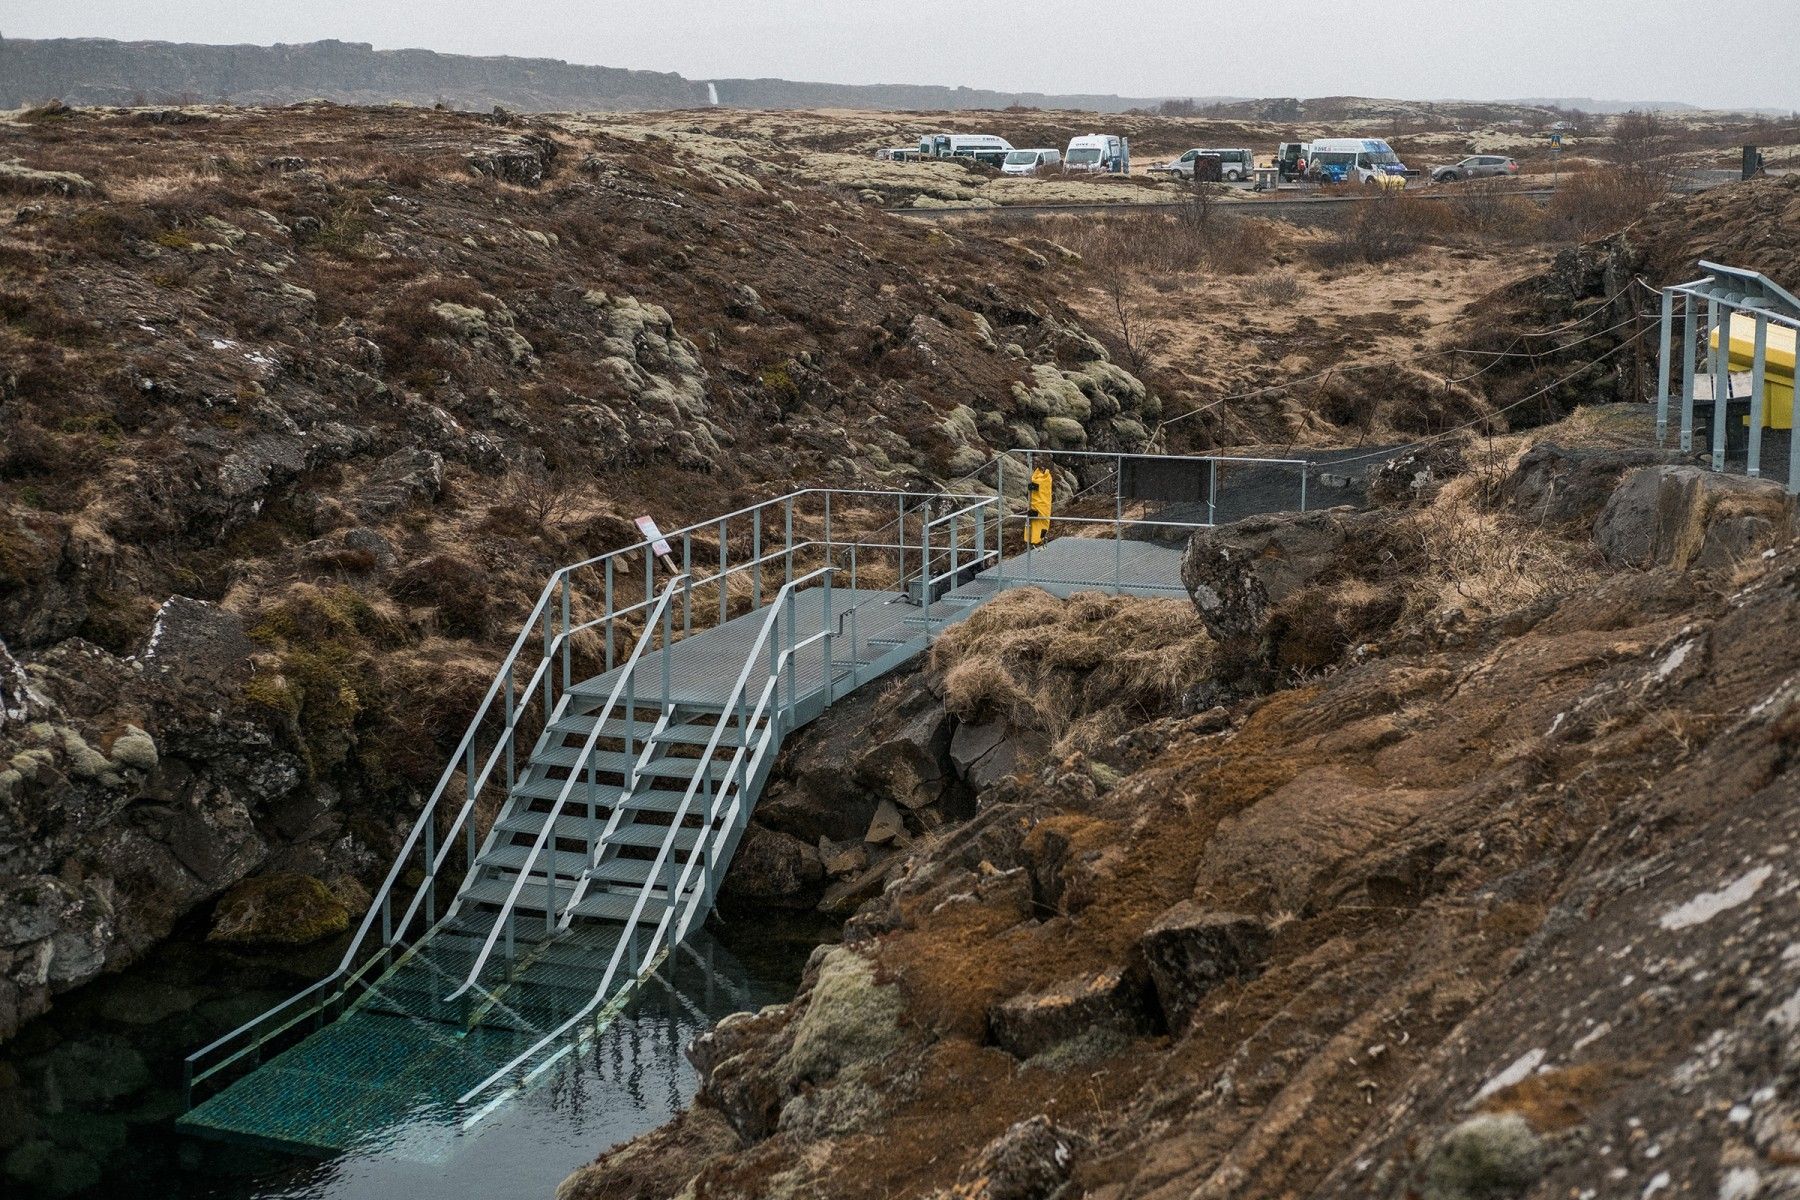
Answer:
[1244,271,1306,305]
[389,554,494,640]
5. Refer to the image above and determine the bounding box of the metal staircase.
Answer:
[179,450,1313,1152]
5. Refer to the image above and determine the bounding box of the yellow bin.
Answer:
[1710,313,1798,429]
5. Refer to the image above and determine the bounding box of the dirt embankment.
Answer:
[0,102,1163,1040]
[562,408,1800,1200]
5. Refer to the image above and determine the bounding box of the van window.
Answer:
[1004,150,1037,165]
[1066,148,1103,165]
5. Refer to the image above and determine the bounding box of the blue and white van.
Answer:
[1305,138,1410,187]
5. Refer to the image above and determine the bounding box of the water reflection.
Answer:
[2,916,827,1200]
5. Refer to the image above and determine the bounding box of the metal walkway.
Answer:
[177,448,1311,1152]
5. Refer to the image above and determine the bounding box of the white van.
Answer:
[1002,148,1062,175]
[918,134,1014,168]
[1063,134,1130,175]
[1304,138,1409,187]
[1152,147,1256,182]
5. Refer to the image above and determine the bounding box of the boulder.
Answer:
[1369,442,1466,506]
[718,826,824,909]
[1138,904,1270,1030]
[950,719,1024,792]
[136,596,255,692]
[1595,465,1796,571]
[987,966,1145,1059]
[951,1115,1087,1200]
[206,872,349,946]
[853,705,949,810]
[775,945,907,1086]
[354,448,444,519]
[1503,443,1683,526]
[1181,508,1413,678]
[865,798,907,845]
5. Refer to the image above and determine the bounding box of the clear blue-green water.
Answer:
[0,915,831,1199]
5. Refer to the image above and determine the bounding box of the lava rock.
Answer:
[206,871,349,946]
[953,1114,1087,1200]
[1595,464,1796,571]
[988,966,1145,1059]
[1138,904,1271,1031]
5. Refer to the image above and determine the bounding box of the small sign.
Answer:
[1549,132,1564,148]
[634,515,672,558]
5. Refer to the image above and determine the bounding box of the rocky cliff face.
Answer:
[561,416,1800,1200]
[0,101,1155,1040]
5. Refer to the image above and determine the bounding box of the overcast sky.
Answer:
[11,1,1798,111]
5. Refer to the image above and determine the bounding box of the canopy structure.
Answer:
[1657,260,1800,489]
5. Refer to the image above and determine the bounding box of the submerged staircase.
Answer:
[181,455,1302,1150]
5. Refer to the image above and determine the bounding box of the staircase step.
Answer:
[523,746,741,783]
[477,843,597,878]
[550,714,761,747]
[493,792,705,838]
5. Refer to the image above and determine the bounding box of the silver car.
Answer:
[1431,155,1519,183]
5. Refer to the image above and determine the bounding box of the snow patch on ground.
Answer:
[1473,1047,1546,1102]
[1659,866,1774,931]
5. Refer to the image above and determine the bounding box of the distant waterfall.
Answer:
[706,81,719,106]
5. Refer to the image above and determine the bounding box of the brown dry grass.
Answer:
[1400,437,1605,619]
[929,588,1212,755]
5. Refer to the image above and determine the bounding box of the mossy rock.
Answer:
[775,947,906,1086]
[1422,1114,1545,1200]
[207,872,349,947]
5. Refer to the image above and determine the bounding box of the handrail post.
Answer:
[897,496,906,589]
[540,581,555,714]
[1681,293,1699,452]
[784,588,798,731]
[470,734,486,868]
[560,575,571,694]
[1709,297,1727,472]
[1208,458,1219,525]
[500,687,514,797]
[1114,456,1124,593]
[604,559,615,671]
[823,492,832,550]
[1655,287,1674,445]
[422,818,437,925]
[822,569,834,699]
[848,604,860,691]
[783,497,795,588]
[752,507,763,609]
[1299,462,1308,513]
[718,517,728,625]
[1748,313,1768,477]
[682,534,693,637]
[660,588,674,709]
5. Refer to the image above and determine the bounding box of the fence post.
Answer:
[1681,293,1699,453]
[1749,314,1769,477]
[1656,288,1674,445]
[1114,457,1123,592]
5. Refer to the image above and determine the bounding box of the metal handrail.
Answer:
[456,566,839,1116]
[442,575,688,1003]
[184,567,577,1094]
